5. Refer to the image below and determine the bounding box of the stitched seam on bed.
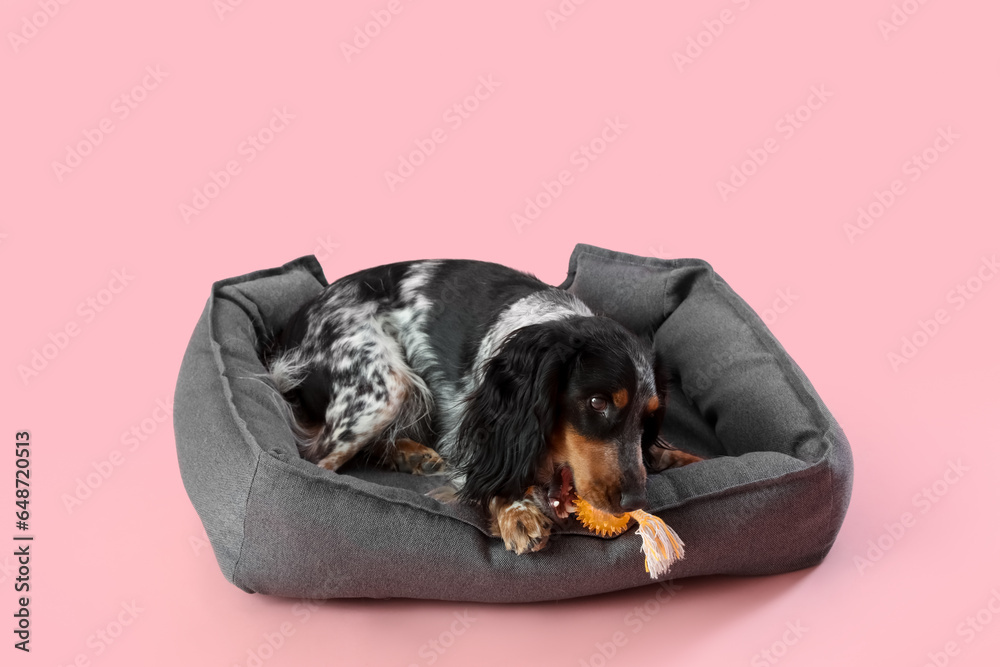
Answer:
[210,255,327,293]
[711,273,839,470]
[231,450,262,588]
[678,260,845,539]
[825,452,837,550]
[647,458,829,514]
[573,246,711,272]
[206,288,277,581]
[212,294,272,457]
[201,260,326,585]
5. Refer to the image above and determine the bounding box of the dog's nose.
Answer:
[619,490,647,512]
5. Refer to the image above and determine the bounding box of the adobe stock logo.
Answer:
[545,0,590,31]
[672,0,757,73]
[51,66,169,183]
[844,126,958,244]
[311,235,340,262]
[577,581,682,667]
[878,0,933,41]
[57,600,144,665]
[179,107,295,222]
[406,611,477,667]
[751,620,808,667]
[853,460,969,575]
[887,254,997,372]
[7,0,73,54]
[716,85,832,202]
[213,0,249,21]
[921,588,1000,667]
[383,75,500,192]
[512,117,627,232]
[340,0,418,63]
[232,623,297,667]
[759,288,799,325]
[17,268,135,385]
[61,398,173,514]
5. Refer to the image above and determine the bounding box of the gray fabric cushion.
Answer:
[174,244,853,602]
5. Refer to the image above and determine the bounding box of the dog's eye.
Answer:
[589,396,608,412]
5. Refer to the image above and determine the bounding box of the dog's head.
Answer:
[454,315,666,518]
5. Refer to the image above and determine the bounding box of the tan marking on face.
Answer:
[612,389,629,409]
[549,419,621,512]
[647,395,660,413]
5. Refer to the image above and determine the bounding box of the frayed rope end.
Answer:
[629,509,685,579]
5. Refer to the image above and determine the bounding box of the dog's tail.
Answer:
[267,351,307,395]
[263,350,326,459]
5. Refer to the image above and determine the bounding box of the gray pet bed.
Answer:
[174,244,853,602]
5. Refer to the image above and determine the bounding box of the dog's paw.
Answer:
[489,497,553,554]
[316,449,352,472]
[649,444,704,471]
[390,439,446,475]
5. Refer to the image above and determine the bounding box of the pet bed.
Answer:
[173,244,853,602]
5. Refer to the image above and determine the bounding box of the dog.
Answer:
[265,258,701,554]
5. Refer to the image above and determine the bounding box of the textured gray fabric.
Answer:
[174,245,853,602]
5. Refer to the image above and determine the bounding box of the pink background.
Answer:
[3,1,999,665]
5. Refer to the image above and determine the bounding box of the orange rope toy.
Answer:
[573,496,685,579]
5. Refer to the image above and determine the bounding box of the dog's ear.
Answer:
[454,322,579,505]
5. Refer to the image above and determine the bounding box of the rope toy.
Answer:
[573,496,685,579]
